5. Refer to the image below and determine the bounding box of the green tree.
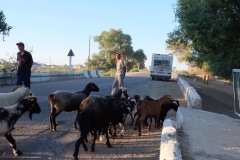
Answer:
[166,0,240,80]
[0,11,12,41]
[131,49,147,69]
[85,29,147,72]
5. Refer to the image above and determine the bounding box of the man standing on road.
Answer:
[16,42,33,88]
[111,51,126,95]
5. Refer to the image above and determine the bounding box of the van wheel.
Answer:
[152,77,154,80]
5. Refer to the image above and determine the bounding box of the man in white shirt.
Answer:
[111,52,126,95]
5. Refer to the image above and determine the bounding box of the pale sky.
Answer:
[0,0,187,70]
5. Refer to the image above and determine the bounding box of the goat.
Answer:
[158,100,179,127]
[79,88,130,137]
[73,97,117,160]
[134,95,174,136]
[105,87,129,100]
[48,82,99,132]
[132,95,153,126]
[12,85,34,97]
[0,97,41,156]
[123,95,140,126]
[108,100,132,138]
[0,87,31,107]
[138,96,179,129]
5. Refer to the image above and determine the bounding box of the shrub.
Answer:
[129,68,139,72]
[101,69,116,77]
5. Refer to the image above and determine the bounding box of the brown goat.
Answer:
[134,95,173,136]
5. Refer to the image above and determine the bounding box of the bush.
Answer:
[129,68,139,72]
[178,70,190,77]
[101,69,116,77]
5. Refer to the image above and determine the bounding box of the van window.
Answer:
[154,60,169,66]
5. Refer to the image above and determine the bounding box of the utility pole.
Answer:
[88,35,91,71]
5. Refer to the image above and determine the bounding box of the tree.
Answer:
[131,49,147,69]
[85,29,147,72]
[0,11,12,41]
[166,0,240,80]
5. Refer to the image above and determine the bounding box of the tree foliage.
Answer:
[0,11,12,41]
[166,0,240,79]
[85,29,147,72]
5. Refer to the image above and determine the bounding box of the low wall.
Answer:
[160,118,182,160]
[0,70,104,85]
[177,77,202,109]
[30,72,85,83]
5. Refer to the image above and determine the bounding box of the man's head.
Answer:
[16,42,25,52]
[115,52,121,60]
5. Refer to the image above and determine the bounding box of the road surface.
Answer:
[0,72,185,160]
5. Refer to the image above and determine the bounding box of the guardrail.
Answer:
[0,70,103,85]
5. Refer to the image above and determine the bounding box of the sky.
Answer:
[0,0,187,70]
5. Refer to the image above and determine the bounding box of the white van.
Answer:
[150,53,173,80]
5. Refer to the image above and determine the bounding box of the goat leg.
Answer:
[155,115,160,130]
[112,124,117,138]
[122,113,127,125]
[49,106,55,132]
[134,115,140,130]
[73,110,80,129]
[108,124,113,136]
[143,117,148,127]
[119,123,125,137]
[104,126,112,148]
[147,118,152,131]
[91,130,97,152]
[5,133,22,156]
[50,110,60,132]
[138,117,145,136]
[73,136,86,160]
[129,112,134,126]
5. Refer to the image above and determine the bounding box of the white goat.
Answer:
[0,97,41,156]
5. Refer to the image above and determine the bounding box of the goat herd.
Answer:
[0,82,179,160]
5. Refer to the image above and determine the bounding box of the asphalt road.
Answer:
[0,72,185,160]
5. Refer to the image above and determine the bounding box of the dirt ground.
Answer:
[181,75,239,119]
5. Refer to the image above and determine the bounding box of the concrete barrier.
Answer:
[160,118,182,160]
[50,73,60,81]
[31,73,41,83]
[67,72,74,79]
[97,70,103,77]
[90,70,98,78]
[40,73,51,82]
[0,71,101,85]
[83,71,90,78]
[178,77,202,109]
[88,71,92,78]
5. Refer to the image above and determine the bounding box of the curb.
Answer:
[177,77,202,109]
[160,118,182,160]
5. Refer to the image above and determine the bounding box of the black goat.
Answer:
[79,88,130,138]
[48,82,99,132]
[0,97,41,156]
[157,100,179,127]
[108,100,132,137]
[73,97,117,160]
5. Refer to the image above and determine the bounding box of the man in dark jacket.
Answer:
[16,42,33,88]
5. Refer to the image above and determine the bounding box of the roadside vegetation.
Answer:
[166,0,240,80]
